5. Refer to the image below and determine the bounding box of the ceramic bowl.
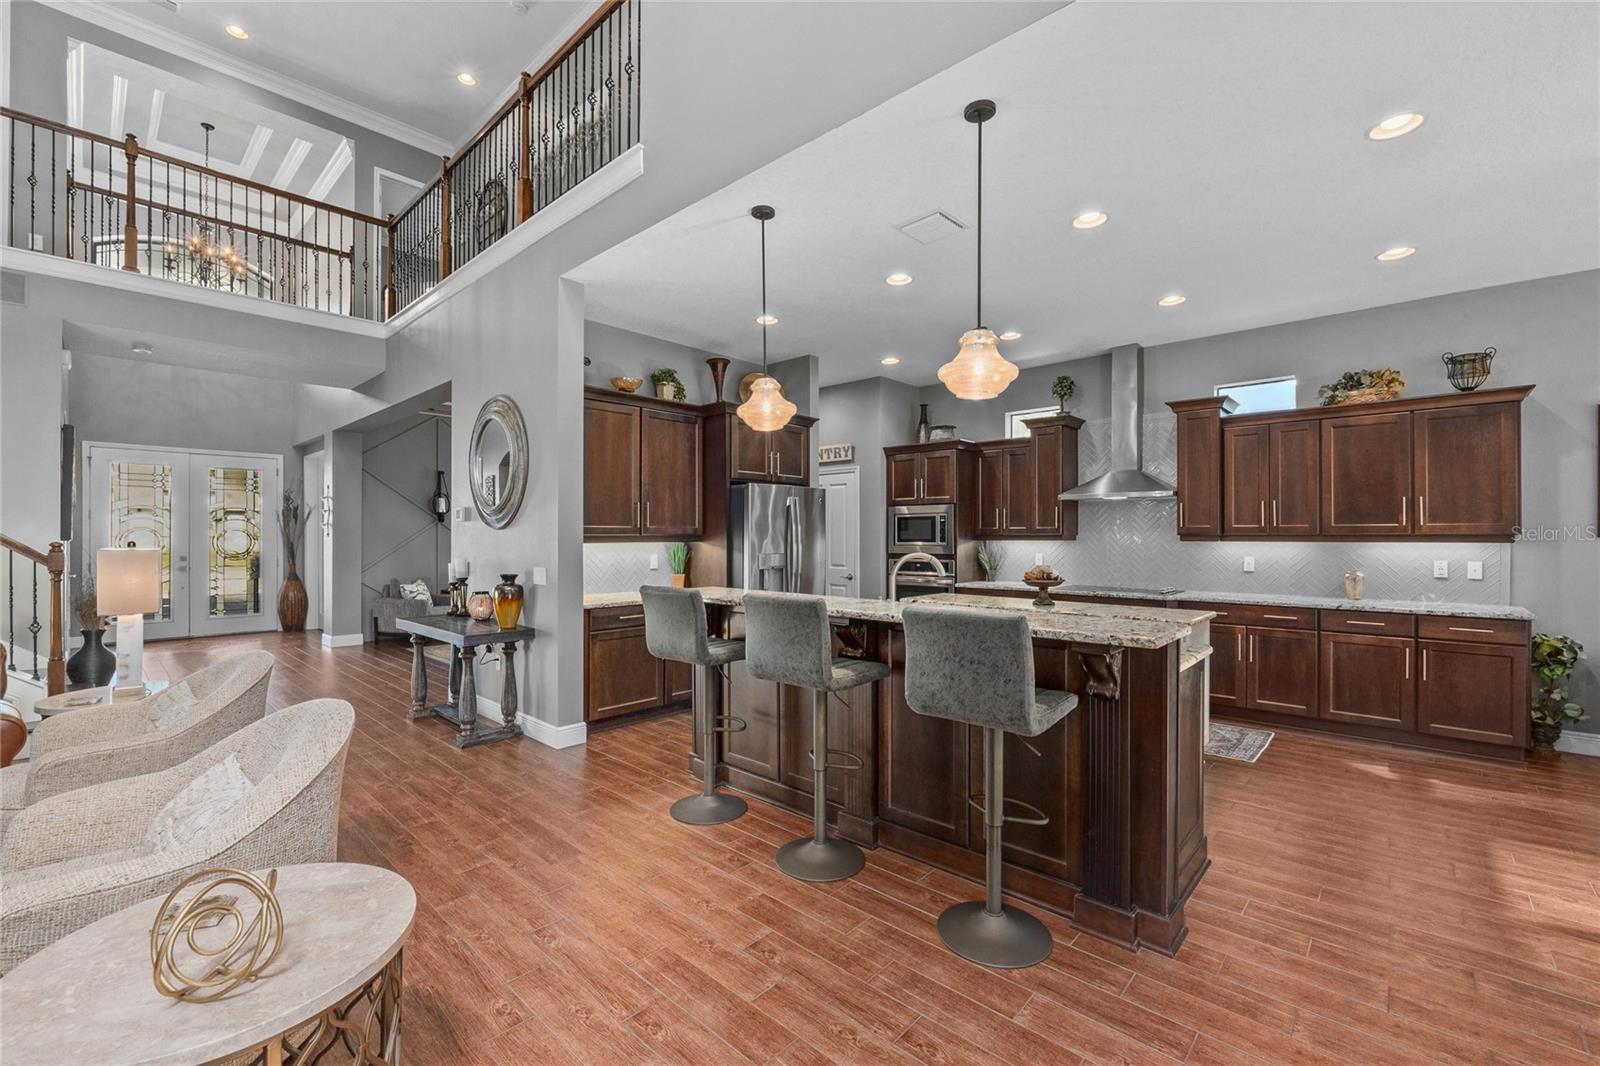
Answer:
[611,376,643,393]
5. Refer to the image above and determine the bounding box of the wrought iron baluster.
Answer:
[29,562,41,681]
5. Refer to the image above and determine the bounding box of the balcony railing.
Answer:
[1,0,640,322]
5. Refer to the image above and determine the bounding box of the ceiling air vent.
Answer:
[1,270,26,306]
[896,210,966,245]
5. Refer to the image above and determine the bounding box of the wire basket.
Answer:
[1442,348,1495,392]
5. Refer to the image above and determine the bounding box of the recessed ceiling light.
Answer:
[755,314,778,326]
[224,24,249,40]
[1376,246,1416,261]
[999,330,1022,341]
[1367,112,1424,140]
[1072,211,1107,229]
[880,356,901,365]
[1158,294,1186,307]
[884,272,913,286]
[456,72,477,87]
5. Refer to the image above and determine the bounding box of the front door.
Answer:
[819,466,859,598]
[85,444,282,639]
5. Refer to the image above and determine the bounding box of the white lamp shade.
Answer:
[97,548,163,616]
[736,375,797,433]
[937,327,1019,400]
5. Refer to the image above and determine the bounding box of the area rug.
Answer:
[1205,723,1274,763]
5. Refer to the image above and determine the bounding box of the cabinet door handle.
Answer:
[1053,505,1059,527]
[1249,635,1255,662]
[617,613,643,621]
[634,500,640,527]
[1422,648,1428,681]
[1447,625,1495,634]
[774,450,782,477]
[645,500,651,528]
[1418,495,1426,527]
[1346,619,1387,628]
[1260,500,1266,527]
[1405,646,1411,679]
[1262,614,1301,621]
[1179,501,1185,528]
[1272,499,1279,527]
[1401,495,1407,526]
[994,508,1000,528]
[1236,632,1243,660]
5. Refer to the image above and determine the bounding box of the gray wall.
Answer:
[5,0,436,216]
[360,415,450,633]
[582,320,758,406]
[915,352,1114,442]
[815,375,920,597]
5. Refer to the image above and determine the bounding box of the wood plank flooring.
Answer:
[144,632,1600,1065]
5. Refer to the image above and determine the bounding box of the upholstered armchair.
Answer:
[0,650,273,825]
[0,698,354,975]
[372,578,449,642]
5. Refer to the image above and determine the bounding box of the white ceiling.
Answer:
[574,1,1600,389]
[77,0,594,151]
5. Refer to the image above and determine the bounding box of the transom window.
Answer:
[1216,376,1297,415]
[1005,406,1058,438]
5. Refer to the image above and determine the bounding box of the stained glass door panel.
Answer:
[187,454,279,638]
[86,447,191,640]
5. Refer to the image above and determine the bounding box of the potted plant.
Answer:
[65,576,116,686]
[651,368,687,401]
[1051,374,1076,414]
[1530,632,1589,749]
[976,541,1002,583]
[276,490,314,632]
[666,542,689,588]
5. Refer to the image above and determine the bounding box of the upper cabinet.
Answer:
[1172,386,1532,542]
[973,415,1082,538]
[729,416,812,485]
[888,446,959,504]
[584,389,703,540]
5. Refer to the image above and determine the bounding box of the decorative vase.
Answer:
[706,356,730,402]
[916,404,931,444]
[670,573,687,589]
[1532,720,1562,750]
[1343,570,1365,601]
[278,567,308,632]
[493,573,525,630]
[467,591,494,622]
[656,381,674,400]
[66,628,116,686]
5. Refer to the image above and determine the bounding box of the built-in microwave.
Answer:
[888,504,955,556]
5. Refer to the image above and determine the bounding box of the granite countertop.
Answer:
[586,587,1207,649]
[953,581,1534,621]
[1179,644,1213,673]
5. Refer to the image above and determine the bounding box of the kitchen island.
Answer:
[627,587,1215,955]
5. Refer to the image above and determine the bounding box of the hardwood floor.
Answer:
[145,632,1600,1065]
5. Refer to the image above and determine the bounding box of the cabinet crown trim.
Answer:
[1197,384,1532,428]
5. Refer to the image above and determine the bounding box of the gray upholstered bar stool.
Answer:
[640,586,749,825]
[743,591,889,882]
[901,604,1079,969]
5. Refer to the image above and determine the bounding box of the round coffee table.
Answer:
[0,863,415,1065]
[31,680,169,718]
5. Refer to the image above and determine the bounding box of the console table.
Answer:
[0,862,415,1065]
[397,614,537,748]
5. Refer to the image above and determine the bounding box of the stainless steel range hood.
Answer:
[1058,343,1175,501]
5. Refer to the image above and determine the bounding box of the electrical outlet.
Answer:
[1467,560,1483,581]
[1242,555,1255,573]
[1034,553,1044,566]
[649,554,659,571]
[1432,560,1449,579]
[531,566,548,586]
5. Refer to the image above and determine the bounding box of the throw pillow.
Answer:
[144,753,254,852]
[399,580,433,602]
[147,680,196,730]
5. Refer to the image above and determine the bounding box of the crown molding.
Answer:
[38,0,454,156]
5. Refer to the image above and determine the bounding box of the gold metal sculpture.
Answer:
[150,867,284,1002]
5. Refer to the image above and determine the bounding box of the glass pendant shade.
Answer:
[937,327,1018,401]
[736,374,796,432]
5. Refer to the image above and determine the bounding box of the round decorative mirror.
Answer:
[468,394,528,529]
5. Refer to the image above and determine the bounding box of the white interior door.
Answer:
[85,444,280,639]
[820,466,860,598]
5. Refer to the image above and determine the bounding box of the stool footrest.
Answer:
[808,747,864,773]
[712,715,748,734]
[966,794,1050,827]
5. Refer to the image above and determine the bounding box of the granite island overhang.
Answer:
[597,587,1216,955]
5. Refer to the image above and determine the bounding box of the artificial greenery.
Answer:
[976,541,1002,579]
[666,542,690,575]
[1530,632,1590,728]
[651,368,687,401]
[72,578,104,632]
[1317,367,1405,406]
[1051,375,1077,402]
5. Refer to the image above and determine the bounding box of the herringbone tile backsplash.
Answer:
[584,543,679,593]
[988,415,1508,604]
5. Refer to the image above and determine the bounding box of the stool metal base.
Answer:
[775,837,865,883]
[936,901,1053,969]
[671,792,748,825]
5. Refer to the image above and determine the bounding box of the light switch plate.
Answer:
[649,554,659,571]
[531,567,548,586]
[1242,555,1255,573]
[1034,552,1044,566]
[1433,560,1449,579]
[1467,560,1483,581]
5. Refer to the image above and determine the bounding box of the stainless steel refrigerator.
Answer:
[727,483,826,594]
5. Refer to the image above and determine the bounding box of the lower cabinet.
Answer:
[1417,639,1528,747]
[1321,632,1415,730]
[1246,627,1318,717]
[583,607,694,723]
[1208,623,1246,708]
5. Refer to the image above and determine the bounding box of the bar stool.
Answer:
[640,586,749,825]
[743,591,889,882]
[901,604,1079,969]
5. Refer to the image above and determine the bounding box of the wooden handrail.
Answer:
[1,536,66,696]
[1,108,123,149]
[0,535,51,566]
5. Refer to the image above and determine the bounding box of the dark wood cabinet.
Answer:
[920,448,958,502]
[1413,402,1521,537]
[1001,445,1034,532]
[1172,387,1531,542]
[584,400,642,535]
[880,634,970,846]
[723,659,782,778]
[1029,422,1066,535]
[1321,632,1414,730]
[964,416,1080,539]
[585,391,701,540]
[640,409,702,536]
[887,446,959,505]
[583,605,694,723]
[1247,627,1318,717]
[730,419,810,484]
[977,446,1005,536]
[1418,639,1528,748]
[666,659,693,704]
[888,453,922,504]
[731,420,773,481]
[1208,623,1246,708]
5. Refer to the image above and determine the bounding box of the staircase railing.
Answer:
[1,536,66,696]
[1,0,638,322]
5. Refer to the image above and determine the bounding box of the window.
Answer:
[1005,406,1057,438]
[1216,376,1297,415]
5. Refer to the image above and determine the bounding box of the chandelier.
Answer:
[172,122,247,287]
[937,100,1018,401]
[736,204,796,433]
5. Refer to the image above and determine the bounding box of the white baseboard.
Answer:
[320,632,365,648]
[1554,731,1600,757]
[470,695,585,749]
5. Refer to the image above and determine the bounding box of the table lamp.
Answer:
[97,545,162,700]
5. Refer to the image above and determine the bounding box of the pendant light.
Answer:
[736,204,797,432]
[937,99,1018,401]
